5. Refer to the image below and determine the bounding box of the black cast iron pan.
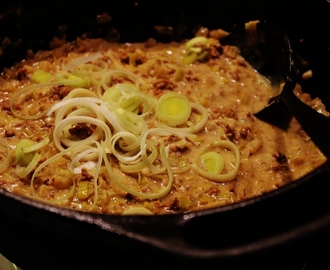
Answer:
[0,1,329,269]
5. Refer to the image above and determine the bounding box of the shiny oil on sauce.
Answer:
[0,36,327,215]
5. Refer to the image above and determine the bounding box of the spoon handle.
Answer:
[281,79,330,160]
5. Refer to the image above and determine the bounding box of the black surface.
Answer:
[0,1,330,270]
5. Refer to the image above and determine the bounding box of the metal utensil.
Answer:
[223,21,330,159]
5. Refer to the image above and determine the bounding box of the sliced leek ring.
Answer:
[201,151,225,174]
[15,139,36,166]
[156,92,191,126]
[194,140,240,182]
[32,70,51,84]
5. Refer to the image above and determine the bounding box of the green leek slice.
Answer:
[183,36,210,65]
[15,153,41,178]
[55,72,89,88]
[185,36,209,52]
[15,139,36,166]
[32,70,51,84]
[201,151,224,174]
[156,92,191,126]
[15,137,50,177]
[66,74,89,88]
[193,140,240,182]
[22,136,50,153]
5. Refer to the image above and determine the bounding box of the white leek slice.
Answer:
[63,52,103,71]
[110,131,142,152]
[119,141,158,173]
[69,147,100,173]
[122,207,154,215]
[96,70,139,98]
[15,139,36,166]
[65,88,98,99]
[53,116,112,151]
[10,82,66,120]
[47,97,102,120]
[87,141,103,211]
[30,145,77,204]
[113,107,146,135]
[102,142,174,200]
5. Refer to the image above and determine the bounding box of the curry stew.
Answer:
[0,32,327,215]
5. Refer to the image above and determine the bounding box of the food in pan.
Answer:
[0,28,327,215]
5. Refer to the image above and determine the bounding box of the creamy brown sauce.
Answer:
[0,36,326,215]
